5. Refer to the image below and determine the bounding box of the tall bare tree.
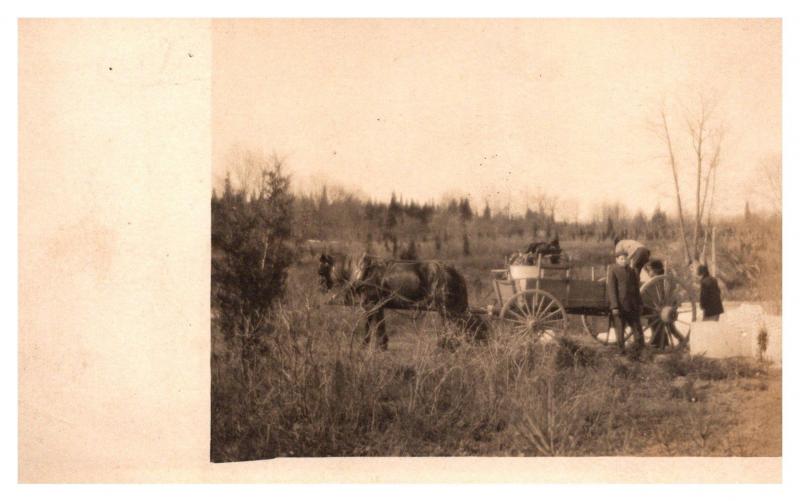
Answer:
[657,108,692,264]
[653,95,724,263]
[685,96,724,260]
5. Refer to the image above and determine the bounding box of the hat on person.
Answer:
[615,249,628,257]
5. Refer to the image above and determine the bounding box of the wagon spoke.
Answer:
[513,324,531,336]
[531,294,544,319]
[534,295,546,318]
[668,323,686,342]
[647,323,659,348]
[655,282,664,304]
[543,303,558,322]
[513,326,530,337]
[521,294,534,317]
[507,308,527,322]
[538,318,564,329]
[651,324,663,341]
[537,314,561,326]
[642,313,659,324]
[539,294,552,315]
[506,316,523,327]
[649,286,661,303]
[643,317,659,328]
[513,312,530,324]
[533,294,547,318]
[514,296,526,317]
[539,307,564,322]
[665,279,675,300]
[547,315,566,327]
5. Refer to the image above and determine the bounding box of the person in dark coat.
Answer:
[607,249,646,354]
[698,264,724,321]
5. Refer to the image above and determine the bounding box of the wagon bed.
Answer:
[485,252,697,348]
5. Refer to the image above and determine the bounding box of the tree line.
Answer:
[291,185,679,255]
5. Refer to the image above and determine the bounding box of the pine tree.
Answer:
[482,202,491,220]
[211,157,294,340]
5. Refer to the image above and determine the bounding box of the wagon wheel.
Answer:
[580,277,633,346]
[640,274,696,350]
[582,313,633,346]
[500,289,567,341]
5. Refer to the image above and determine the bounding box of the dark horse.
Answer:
[318,253,486,349]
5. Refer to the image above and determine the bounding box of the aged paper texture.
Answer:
[19,18,781,483]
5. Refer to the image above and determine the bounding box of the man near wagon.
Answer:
[614,237,651,278]
[697,264,724,321]
[607,249,646,356]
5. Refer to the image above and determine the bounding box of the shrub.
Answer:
[211,156,294,339]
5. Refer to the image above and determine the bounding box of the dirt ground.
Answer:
[707,370,782,456]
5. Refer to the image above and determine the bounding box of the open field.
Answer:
[210,241,781,461]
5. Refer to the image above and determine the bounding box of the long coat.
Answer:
[607,264,643,315]
[699,275,724,317]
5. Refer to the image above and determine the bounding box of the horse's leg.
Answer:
[436,307,462,349]
[465,312,489,343]
[362,304,373,347]
[362,300,388,349]
[374,307,388,350]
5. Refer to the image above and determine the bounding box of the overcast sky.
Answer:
[212,19,780,220]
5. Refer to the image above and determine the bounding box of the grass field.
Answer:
[210,238,781,461]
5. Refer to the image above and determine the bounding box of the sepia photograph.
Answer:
[209,19,782,462]
[16,12,790,485]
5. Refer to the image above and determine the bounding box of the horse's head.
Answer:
[318,253,336,290]
[352,252,373,284]
[319,252,370,292]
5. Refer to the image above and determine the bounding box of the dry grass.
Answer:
[210,256,779,461]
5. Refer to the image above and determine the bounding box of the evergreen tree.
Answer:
[482,202,491,220]
[211,157,294,339]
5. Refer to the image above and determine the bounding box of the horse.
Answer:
[318,253,487,349]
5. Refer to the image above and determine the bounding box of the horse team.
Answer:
[318,252,486,349]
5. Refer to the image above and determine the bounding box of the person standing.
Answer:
[607,249,646,355]
[614,237,651,278]
[698,264,724,321]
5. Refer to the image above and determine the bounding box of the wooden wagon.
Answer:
[483,253,697,348]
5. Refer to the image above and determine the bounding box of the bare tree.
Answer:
[652,95,725,263]
[657,108,692,264]
[685,96,724,260]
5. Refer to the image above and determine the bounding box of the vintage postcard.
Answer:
[20,18,782,482]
